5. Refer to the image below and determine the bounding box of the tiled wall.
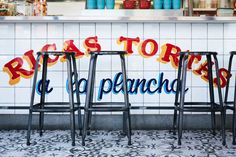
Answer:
[0,22,236,115]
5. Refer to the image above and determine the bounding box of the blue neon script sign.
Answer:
[36,72,189,100]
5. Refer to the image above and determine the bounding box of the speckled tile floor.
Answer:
[0,130,235,157]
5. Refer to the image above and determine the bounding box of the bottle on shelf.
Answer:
[25,0,33,16]
[33,0,47,16]
[218,0,230,8]
[41,0,47,15]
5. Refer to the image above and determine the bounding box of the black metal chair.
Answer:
[26,51,83,146]
[224,51,236,145]
[173,51,226,145]
[82,51,131,146]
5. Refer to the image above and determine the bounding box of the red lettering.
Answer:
[118,36,140,54]
[84,36,101,53]
[23,50,41,70]
[214,68,231,88]
[61,40,85,62]
[158,43,181,68]
[193,61,213,81]
[139,39,158,57]
[187,55,202,69]
[40,43,58,66]
[3,57,34,85]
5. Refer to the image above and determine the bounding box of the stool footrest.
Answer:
[176,106,223,112]
[226,105,235,110]
[91,102,130,106]
[31,102,80,112]
[225,101,235,105]
[175,102,218,106]
[87,107,129,112]
[225,101,235,110]
[88,102,130,112]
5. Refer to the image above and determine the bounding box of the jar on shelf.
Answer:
[25,0,33,16]
[218,0,230,8]
[123,0,136,9]
[33,0,47,16]
[230,0,235,8]
[41,0,47,16]
[206,0,211,8]
[139,0,151,9]
[199,0,206,8]
[193,0,200,8]
[211,0,218,8]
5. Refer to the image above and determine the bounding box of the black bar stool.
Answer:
[224,51,236,145]
[26,51,83,146]
[173,51,226,145]
[82,51,131,146]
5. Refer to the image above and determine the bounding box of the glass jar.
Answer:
[199,0,206,8]
[193,0,200,8]
[206,0,211,8]
[218,0,230,8]
[41,0,47,16]
[211,0,218,8]
[25,2,33,16]
[230,0,235,7]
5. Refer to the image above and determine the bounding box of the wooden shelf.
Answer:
[193,8,217,11]
[193,8,236,11]
[192,8,236,16]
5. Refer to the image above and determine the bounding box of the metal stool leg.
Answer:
[27,54,41,145]
[87,54,97,136]
[71,54,83,136]
[122,111,127,136]
[120,54,131,145]
[82,54,97,146]
[82,110,89,146]
[178,54,188,145]
[206,55,216,135]
[86,111,91,136]
[173,54,183,135]
[224,54,233,106]
[224,54,234,144]
[233,79,236,145]
[213,55,226,146]
[66,54,76,146]
[39,54,48,136]
[231,55,236,145]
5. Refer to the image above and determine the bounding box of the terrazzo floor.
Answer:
[0,130,235,157]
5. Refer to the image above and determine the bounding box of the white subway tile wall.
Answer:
[0,24,14,38]
[63,23,79,39]
[0,39,15,55]
[47,23,63,39]
[80,23,95,39]
[192,23,207,39]
[208,24,223,39]
[128,23,143,39]
[32,23,47,39]
[111,23,128,39]
[15,39,31,54]
[176,23,191,39]
[15,24,31,39]
[160,23,175,39]
[96,23,112,39]
[0,22,235,115]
